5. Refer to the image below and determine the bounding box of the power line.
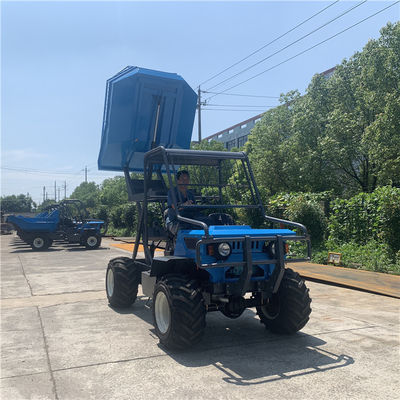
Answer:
[198,0,340,87]
[205,1,399,101]
[201,91,279,99]
[205,103,277,107]
[1,166,81,176]
[206,0,367,93]
[1,166,119,179]
[202,108,269,112]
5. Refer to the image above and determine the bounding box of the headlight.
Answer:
[218,242,231,258]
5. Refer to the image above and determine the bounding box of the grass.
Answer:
[311,240,400,275]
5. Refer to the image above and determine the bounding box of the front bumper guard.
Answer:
[195,234,311,296]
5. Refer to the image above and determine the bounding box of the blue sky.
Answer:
[1,0,399,205]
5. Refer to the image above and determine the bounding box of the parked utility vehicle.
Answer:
[99,67,312,349]
[7,199,106,251]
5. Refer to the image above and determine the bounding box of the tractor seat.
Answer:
[208,213,235,226]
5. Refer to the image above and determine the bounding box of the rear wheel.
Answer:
[84,233,101,249]
[106,257,140,308]
[31,234,51,251]
[153,275,206,350]
[256,268,311,334]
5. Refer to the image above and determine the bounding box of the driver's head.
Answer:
[176,170,190,189]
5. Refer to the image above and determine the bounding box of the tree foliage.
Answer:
[70,182,100,209]
[328,186,400,255]
[0,194,36,213]
[248,22,400,195]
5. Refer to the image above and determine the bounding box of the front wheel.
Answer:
[256,268,311,334]
[152,275,206,350]
[83,233,101,249]
[106,257,140,308]
[31,234,51,251]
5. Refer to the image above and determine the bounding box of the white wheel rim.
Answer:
[87,236,97,247]
[155,291,171,334]
[106,268,114,297]
[33,238,44,248]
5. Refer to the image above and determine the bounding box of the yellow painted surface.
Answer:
[110,242,163,253]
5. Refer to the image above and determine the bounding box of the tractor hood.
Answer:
[184,225,296,237]
[174,225,297,258]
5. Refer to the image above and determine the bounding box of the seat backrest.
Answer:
[127,178,167,201]
[208,213,235,226]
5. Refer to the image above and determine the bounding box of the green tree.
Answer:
[246,91,302,195]
[246,22,400,195]
[0,194,36,213]
[37,199,58,213]
[70,182,100,209]
[99,176,128,207]
[318,22,400,193]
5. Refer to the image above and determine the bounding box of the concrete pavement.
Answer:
[1,234,399,400]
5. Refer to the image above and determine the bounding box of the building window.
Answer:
[226,139,237,150]
[237,135,248,148]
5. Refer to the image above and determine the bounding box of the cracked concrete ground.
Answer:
[1,233,399,400]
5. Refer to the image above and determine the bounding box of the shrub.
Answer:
[267,192,330,246]
[286,196,327,246]
[94,205,109,223]
[328,186,400,255]
[312,240,400,274]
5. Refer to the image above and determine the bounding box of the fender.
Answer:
[150,256,197,278]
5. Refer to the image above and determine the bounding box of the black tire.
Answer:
[83,233,101,249]
[31,234,51,251]
[19,232,33,245]
[256,268,311,334]
[106,257,140,308]
[152,275,206,350]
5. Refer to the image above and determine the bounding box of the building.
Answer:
[204,113,264,150]
[204,67,336,150]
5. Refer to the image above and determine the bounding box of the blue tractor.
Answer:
[99,67,312,349]
[7,199,106,251]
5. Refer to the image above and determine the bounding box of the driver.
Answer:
[166,170,196,234]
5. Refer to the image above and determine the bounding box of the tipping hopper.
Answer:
[98,66,197,172]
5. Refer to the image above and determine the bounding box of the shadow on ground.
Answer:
[8,238,108,253]
[109,297,354,385]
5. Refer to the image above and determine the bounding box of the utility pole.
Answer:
[63,181,67,199]
[43,186,46,202]
[58,188,61,202]
[85,166,88,183]
[197,86,202,142]
[54,181,57,201]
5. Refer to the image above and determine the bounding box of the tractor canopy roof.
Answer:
[144,147,248,169]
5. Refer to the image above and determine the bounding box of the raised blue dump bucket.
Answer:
[98,66,197,172]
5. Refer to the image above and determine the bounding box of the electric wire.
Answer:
[1,166,120,178]
[198,0,340,87]
[205,1,399,101]
[202,108,270,112]
[201,91,279,99]
[206,0,367,93]
[205,104,277,107]
[1,166,83,176]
